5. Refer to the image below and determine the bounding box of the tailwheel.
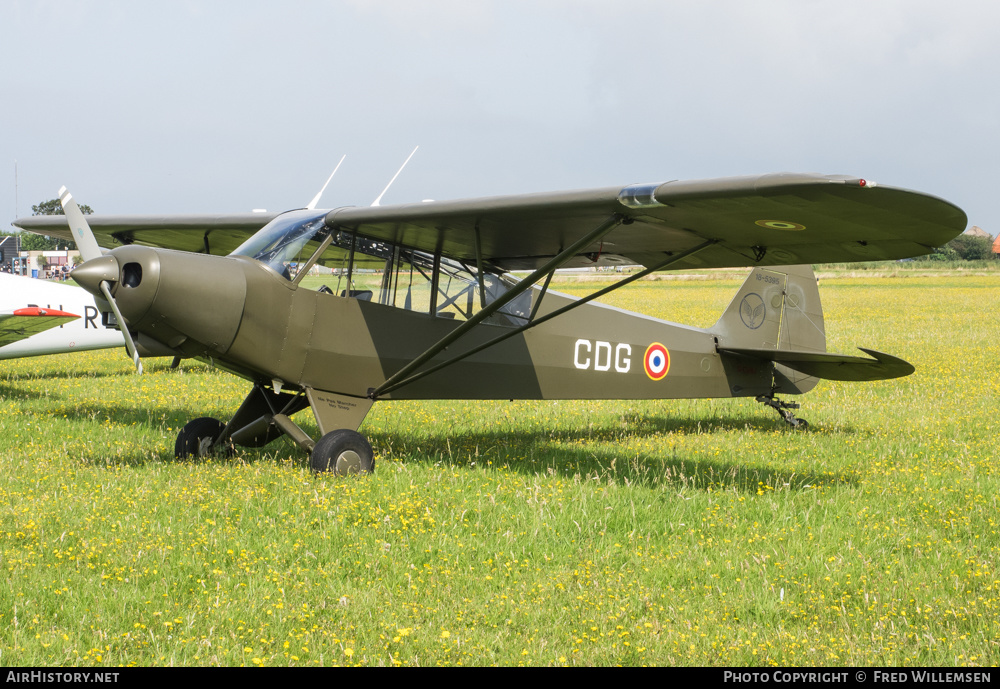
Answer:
[756,395,809,430]
[175,417,232,459]
[311,429,374,475]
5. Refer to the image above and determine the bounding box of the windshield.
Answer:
[230,209,529,325]
[230,210,330,279]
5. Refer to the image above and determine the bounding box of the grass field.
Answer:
[0,271,997,666]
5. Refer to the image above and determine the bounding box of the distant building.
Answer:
[15,249,81,279]
[962,226,997,259]
[0,235,19,273]
[966,226,1000,259]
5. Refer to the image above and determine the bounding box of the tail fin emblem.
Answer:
[740,293,766,329]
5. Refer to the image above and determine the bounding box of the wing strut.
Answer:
[367,213,626,399]
[371,236,719,398]
[529,269,557,321]
[474,225,487,309]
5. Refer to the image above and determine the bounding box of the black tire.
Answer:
[175,417,228,459]
[311,429,374,475]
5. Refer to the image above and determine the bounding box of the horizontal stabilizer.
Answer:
[0,308,80,347]
[719,347,914,382]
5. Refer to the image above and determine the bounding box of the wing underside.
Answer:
[12,173,966,272]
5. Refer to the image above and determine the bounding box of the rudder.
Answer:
[713,265,826,394]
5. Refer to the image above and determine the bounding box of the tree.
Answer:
[22,198,94,251]
[918,233,995,261]
[18,232,60,251]
[946,234,995,261]
[922,244,959,261]
[32,198,93,216]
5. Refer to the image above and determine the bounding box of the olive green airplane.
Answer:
[14,173,966,474]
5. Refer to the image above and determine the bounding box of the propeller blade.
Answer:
[58,186,103,262]
[99,279,142,374]
[62,185,140,373]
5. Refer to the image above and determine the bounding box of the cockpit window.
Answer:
[232,209,530,326]
[230,210,330,279]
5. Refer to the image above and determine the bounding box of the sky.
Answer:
[2,0,997,236]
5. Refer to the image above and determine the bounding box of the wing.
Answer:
[0,307,80,348]
[12,173,966,270]
[322,173,966,271]
[12,213,280,256]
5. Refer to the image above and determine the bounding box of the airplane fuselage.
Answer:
[0,272,123,360]
[80,244,811,404]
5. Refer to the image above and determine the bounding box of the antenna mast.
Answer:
[371,146,419,207]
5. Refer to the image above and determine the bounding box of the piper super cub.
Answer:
[14,172,966,473]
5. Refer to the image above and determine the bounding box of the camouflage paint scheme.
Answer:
[16,173,967,470]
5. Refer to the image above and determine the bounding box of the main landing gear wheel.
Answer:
[175,417,230,459]
[311,430,374,475]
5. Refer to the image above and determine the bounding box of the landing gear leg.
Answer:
[756,395,809,429]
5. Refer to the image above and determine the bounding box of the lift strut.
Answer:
[371,232,719,398]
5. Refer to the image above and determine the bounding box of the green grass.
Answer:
[814,260,999,276]
[0,272,997,666]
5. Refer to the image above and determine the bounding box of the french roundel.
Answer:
[643,343,670,381]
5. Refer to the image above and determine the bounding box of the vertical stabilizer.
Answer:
[713,266,788,349]
[713,265,826,394]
